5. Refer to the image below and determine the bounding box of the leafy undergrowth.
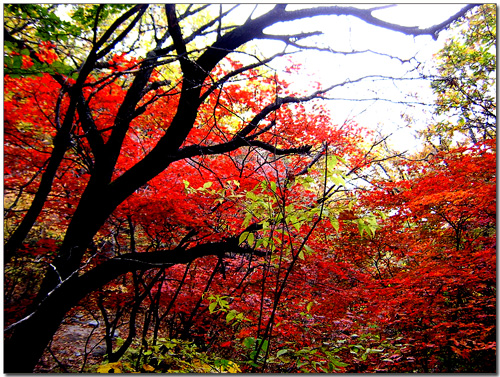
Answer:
[95,338,241,373]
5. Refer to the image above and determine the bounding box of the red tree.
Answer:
[4,4,480,372]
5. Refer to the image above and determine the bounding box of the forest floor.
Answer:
[35,310,109,373]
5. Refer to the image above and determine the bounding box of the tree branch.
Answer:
[199,52,289,104]
[94,5,148,59]
[425,4,479,39]
[165,4,190,74]
[75,92,105,160]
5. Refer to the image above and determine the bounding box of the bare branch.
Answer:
[199,51,289,103]
[165,4,189,73]
[95,5,148,59]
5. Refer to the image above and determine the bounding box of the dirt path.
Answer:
[34,312,111,373]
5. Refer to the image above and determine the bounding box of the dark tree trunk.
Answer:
[4,274,84,373]
[4,234,249,372]
[4,99,76,263]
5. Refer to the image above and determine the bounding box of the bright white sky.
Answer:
[230,3,469,153]
[55,3,470,152]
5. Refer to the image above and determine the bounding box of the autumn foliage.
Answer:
[4,4,495,373]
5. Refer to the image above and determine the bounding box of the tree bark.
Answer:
[4,238,253,372]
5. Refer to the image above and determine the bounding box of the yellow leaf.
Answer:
[97,362,122,373]
[142,364,155,372]
[223,361,242,373]
[192,359,212,372]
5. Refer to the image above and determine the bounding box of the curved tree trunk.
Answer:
[4,277,80,373]
[4,232,251,372]
[5,200,109,372]
[4,100,76,263]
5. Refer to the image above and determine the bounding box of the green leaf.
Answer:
[303,244,314,255]
[328,154,338,167]
[330,217,340,232]
[329,358,349,367]
[4,41,16,52]
[247,232,255,246]
[239,232,249,245]
[242,337,256,349]
[255,238,264,248]
[246,191,258,201]
[242,212,253,229]
[277,349,289,357]
[289,215,301,231]
[260,339,269,352]
[306,301,313,312]
[226,310,237,323]
[298,250,305,260]
[356,219,371,237]
[331,175,346,186]
[12,56,22,69]
[297,360,309,368]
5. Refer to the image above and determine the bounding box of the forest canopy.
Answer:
[3,4,496,373]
